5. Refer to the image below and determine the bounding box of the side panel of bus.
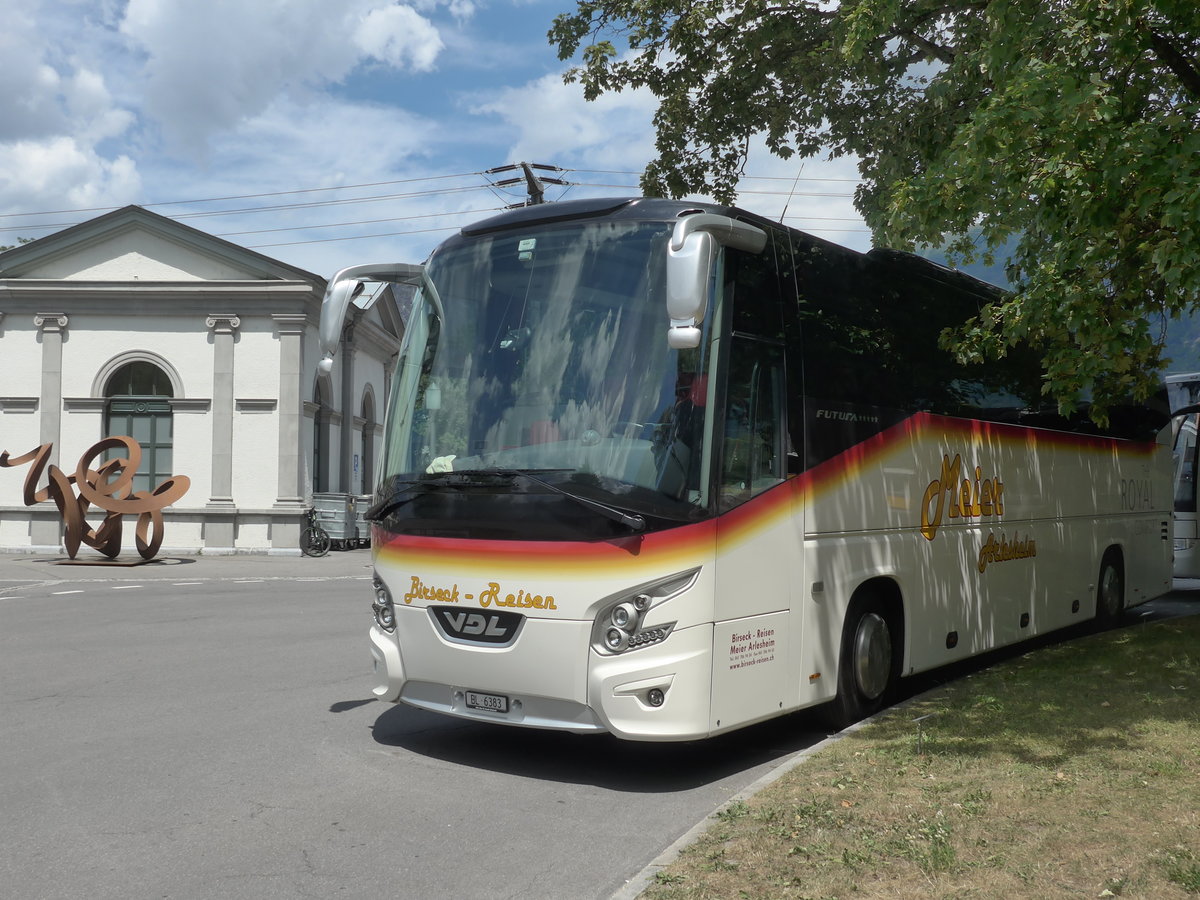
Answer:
[799,413,1171,686]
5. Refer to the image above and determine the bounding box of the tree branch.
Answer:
[894,28,956,64]
[1141,24,1200,100]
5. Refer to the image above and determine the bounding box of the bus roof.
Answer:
[459,197,1003,300]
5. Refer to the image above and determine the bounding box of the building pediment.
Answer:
[0,205,322,285]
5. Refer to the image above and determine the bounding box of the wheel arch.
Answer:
[847,575,907,675]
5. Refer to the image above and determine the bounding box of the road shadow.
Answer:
[330,699,375,713]
[366,593,1200,794]
[39,555,197,567]
[370,700,830,794]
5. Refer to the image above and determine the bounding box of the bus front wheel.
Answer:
[827,593,897,730]
[1093,550,1125,629]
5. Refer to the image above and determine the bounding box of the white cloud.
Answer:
[472,69,658,170]
[118,0,449,153]
[354,5,444,71]
[0,7,85,142]
[0,137,141,212]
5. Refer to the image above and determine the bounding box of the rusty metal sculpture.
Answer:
[0,437,190,560]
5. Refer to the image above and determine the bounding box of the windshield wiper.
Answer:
[484,468,646,533]
[367,469,648,533]
[362,481,426,522]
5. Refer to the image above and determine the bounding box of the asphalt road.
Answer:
[1,553,1195,900]
[0,553,829,900]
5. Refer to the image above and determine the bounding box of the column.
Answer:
[272,314,306,552]
[203,315,240,552]
[31,313,68,549]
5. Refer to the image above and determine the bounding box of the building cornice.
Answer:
[0,281,319,312]
[0,397,39,412]
[235,399,278,412]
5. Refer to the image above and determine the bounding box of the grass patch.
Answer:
[641,617,1200,899]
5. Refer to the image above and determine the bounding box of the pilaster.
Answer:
[32,312,68,548]
[204,314,240,552]
[271,314,307,550]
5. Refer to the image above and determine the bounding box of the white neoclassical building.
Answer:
[0,205,404,554]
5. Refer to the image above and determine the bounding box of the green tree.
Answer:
[551,0,1200,421]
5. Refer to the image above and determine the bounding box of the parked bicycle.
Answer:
[300,507,331,557]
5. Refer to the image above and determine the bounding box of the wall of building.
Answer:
[0,206,403,557]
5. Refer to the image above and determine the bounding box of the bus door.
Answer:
[710,337,802,731]
[1173,408,1200,577]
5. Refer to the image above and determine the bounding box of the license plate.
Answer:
[465,690,509,713]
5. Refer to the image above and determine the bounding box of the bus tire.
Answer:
[826,591,897,730]
[1094,549,1124,629]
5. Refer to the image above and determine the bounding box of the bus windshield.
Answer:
[380,219,715,527]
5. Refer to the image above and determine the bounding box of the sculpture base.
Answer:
[54,557,155,567]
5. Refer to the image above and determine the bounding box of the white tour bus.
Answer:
[318,197,1174,741]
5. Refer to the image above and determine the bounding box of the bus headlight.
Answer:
[373,574,396,633]
[610,602,638,629]
[590,572,697,656]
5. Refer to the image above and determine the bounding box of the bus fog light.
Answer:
[605,627,630,651]
[646,688,665,707]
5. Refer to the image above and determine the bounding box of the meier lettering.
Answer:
[921,453,1005,541]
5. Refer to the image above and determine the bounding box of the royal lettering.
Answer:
[1120,478,1153,511]
[920,453,1005,541]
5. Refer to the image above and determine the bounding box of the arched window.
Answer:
[361,390,376,495]
[312,377,332,493]
[104,361,174,495]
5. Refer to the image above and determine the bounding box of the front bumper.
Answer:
[369,613,716,741]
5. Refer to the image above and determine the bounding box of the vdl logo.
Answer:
[429,605,525,647]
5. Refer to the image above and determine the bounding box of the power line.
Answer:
[0,169,862,223]
[0,167,866,249]
[170,184,499,220]
[566,167,864,184]
[215,207,503,238]
[0,183,504,234]
[246,222,481,249]
[0,170,488,220]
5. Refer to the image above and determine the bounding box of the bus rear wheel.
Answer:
[827,593,897,730]
[1094,550,1124,629]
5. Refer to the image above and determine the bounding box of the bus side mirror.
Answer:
[318,262,427,374]
[665,214,767,349]
[666,230,715,349]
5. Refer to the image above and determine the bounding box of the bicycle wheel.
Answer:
[302,525,331,557]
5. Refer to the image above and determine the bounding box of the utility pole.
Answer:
[485,162,570,207]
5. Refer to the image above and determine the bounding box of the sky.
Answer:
[0,0,869,279]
